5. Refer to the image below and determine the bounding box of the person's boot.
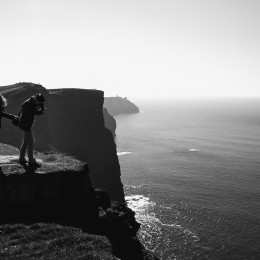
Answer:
[18,157,27,164]
[28,158,41,166]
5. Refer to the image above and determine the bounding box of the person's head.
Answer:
[32,93,45,105]
[0,94,7,110]
[35,93,45,103]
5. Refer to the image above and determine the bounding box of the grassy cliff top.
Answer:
[0,143,86,176]
[0,143,117,259]
[0,223,118,259]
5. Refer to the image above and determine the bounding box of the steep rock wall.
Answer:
[103,108,116,138]
[47,89,124,202]
[0,145,98,230]
[0,83,125,202]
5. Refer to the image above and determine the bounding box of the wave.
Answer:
[126,194,197,236]
[117,151,132,156]
[189,148,200,152]
[125,184,144,189]
[125,194,156,212]
[126,194,200,257]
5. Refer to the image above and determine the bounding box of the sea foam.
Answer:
[117,152,132,156]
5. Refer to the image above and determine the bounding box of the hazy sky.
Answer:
[1,0,260,99]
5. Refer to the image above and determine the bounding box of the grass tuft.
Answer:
[0,223,117,259]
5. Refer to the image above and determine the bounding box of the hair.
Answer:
[35,93,45,103]
[0,94,7,109]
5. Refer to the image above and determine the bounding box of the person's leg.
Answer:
[27,130,40,165]
[27,130,35,162]
[19,131,28,161]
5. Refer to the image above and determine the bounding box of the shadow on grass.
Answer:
[19,162,41,174]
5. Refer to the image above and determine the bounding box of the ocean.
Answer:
[115,98,260,260]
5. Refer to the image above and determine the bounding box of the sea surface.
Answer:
[115,98,260,260]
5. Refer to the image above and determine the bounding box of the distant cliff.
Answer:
[0,83,125,202]
[104,96,140,116]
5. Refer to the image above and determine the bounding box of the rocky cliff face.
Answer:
[0,83,125,202]
[0,145,98,230]
[0,143,158,260]
[103,107,117,138]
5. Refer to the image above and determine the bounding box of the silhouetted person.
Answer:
[0,94,15,128]
[17,93,46,165]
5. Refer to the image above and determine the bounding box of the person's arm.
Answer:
[1,111,15,120]
[34,104,45,115]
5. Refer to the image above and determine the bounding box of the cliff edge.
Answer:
[0,144,97,230]
[0,143,158,260]
[103,107,117,138]
[0,83,125,202]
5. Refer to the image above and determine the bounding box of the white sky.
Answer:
[1,0,260,100]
